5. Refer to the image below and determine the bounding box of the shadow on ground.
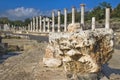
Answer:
[0,52,22,64]
[101,63,120,79]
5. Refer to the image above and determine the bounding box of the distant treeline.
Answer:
[0,2,120,27]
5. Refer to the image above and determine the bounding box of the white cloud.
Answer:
[7,7,40,17]
[0,7,80,20]
[0,7,62,20]
[0,7,43,20]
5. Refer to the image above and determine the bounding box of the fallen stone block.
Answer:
[43,58,62,67]
[44,28,114,73]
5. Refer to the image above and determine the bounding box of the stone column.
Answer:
[72,7,75,24]
[39,16,42,32]
[28,24,30,31]
[80,4,85,25]
[64,8,67,32]
[25,26,27,31]
[52,11,55,32]
[105,8,110,29]
[30,21,33,31]
[58,10,61,32]
[47,18,50,32]
[33,17,35,32]
[43,18,46,32]
[92,17,96,30]
[36,16,39,32]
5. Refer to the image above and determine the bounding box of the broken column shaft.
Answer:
[105,8,110,29]
[52,11,55,32]
[58,10,61,32]
[72,7,75,24]
[64,8,67,32]
[80,4,85,25]
[92,17,96,30]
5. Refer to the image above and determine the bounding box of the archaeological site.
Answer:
[0,1,120,80]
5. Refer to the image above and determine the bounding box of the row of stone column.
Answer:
[27,4,110,32]
[27,4,86,32]
[27,16,51,32]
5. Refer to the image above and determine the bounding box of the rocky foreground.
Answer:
[0,39,120,80]
[0,39,66,80]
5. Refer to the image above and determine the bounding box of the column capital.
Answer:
[80,4,85,6]
[72,6,75,8]
[64,8,67,10]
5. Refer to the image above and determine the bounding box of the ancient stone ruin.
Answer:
[43,4,114,80]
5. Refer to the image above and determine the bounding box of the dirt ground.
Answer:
[0,39,120,80]
[0,39,66,80]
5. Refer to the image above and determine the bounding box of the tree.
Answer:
[99,1,111,8]
[24,18,31,26]
[86,2,112,21]
[10,20,23,27]
[112,3,120,18]
[0,17,10,24]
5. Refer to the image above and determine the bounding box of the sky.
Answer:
[0,0,120,20]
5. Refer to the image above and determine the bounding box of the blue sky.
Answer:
[0,0,120,20]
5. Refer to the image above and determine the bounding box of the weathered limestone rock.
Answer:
[43,58,62,67]
[67,23,82,32]
[44,28,114,72]
[43,45,62,67]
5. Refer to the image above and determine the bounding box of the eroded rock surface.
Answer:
[43,27,114,78]
[67,23,82,32]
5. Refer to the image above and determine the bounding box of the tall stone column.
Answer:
[80,4,85,25]
[72,7,75,24]
[24,26,26,31]
[52,11,55,32]
[92,17,95,30]
[30,21,33,31]
[105,8,110,29]
[33,17,35,32]
[36,16,39,32]
[47,18,50,32]
[43,18,46,32]
[64,8,67,32]
[39,16,42,32]
[28,24,30,31]
[58,10,61,32]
